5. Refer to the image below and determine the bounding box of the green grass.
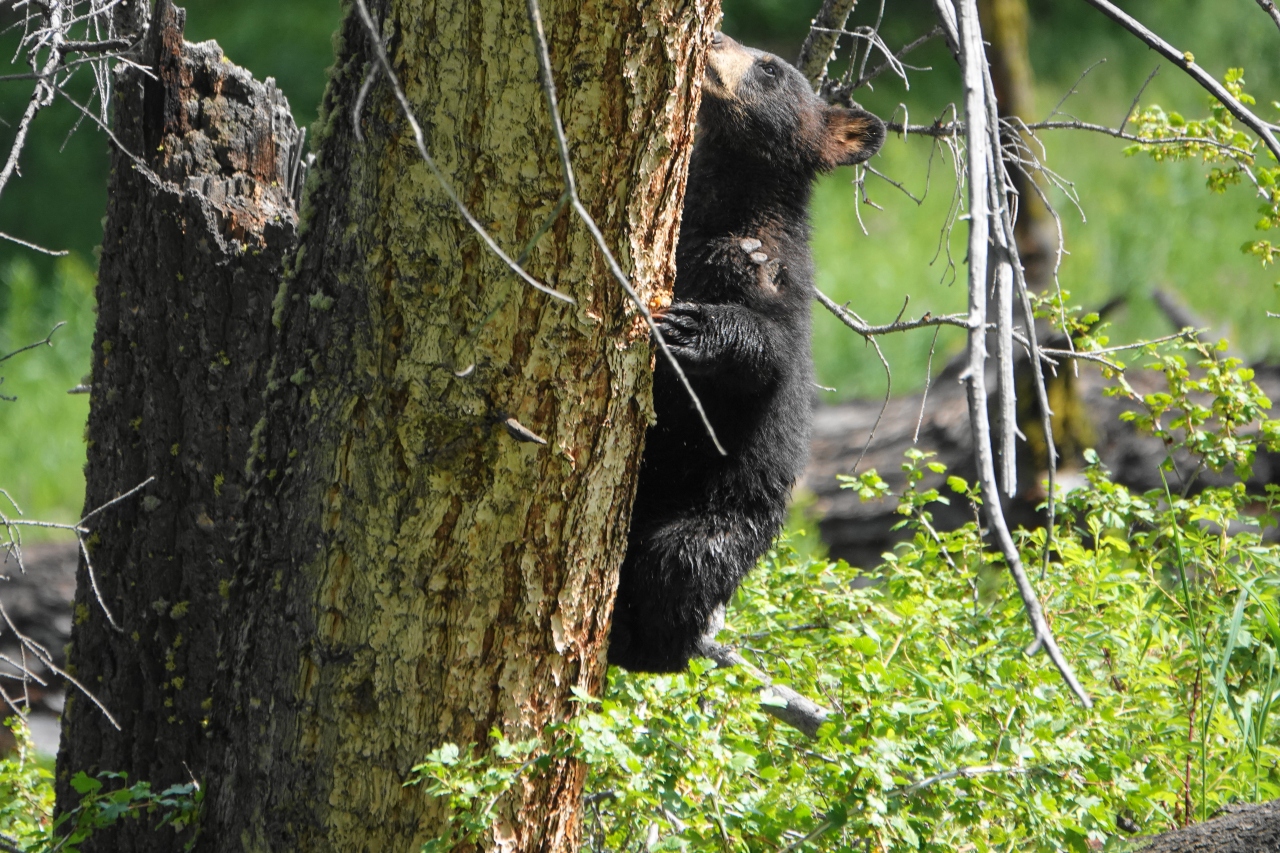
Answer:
[0,258,95,535]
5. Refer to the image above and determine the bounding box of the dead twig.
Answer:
[815,288,970,338]
[0,322,64,366]
[698,640,831,738]
[949,0,1091,708]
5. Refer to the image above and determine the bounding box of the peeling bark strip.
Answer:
[56,1,300,849]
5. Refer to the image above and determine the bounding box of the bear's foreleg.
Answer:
[654,302,784,391]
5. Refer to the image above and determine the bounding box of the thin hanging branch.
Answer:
[520,0,726,456]
[350,0,573,305]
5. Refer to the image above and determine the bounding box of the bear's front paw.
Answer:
[654,303,708,362]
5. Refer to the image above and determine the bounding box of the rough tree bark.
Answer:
[56,0,718,850]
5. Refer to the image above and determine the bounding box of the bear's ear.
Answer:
[822,106,885,168]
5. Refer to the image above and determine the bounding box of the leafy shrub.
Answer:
[0,718,202,853]
[416,337,1280,852]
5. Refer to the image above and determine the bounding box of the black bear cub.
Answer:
[608,33,885,672]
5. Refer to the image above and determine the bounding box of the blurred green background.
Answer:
[1,0,1278,530]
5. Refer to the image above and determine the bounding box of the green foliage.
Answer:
[58,772,203,852]
[1125,69,1280,271]
[1113,339,1278,482]
[0,717,203,852]
[0,720,54,851]
[414,333,1280,851]
[407,735,546,853]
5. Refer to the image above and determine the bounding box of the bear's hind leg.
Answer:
[608,515,761,673]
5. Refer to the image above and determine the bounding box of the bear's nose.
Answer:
[712,31,724,47]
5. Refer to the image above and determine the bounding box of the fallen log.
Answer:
[802,356,1280,569]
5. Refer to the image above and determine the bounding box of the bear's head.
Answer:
[699,32,884,175]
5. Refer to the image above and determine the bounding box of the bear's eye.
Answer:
[760,62,777,78]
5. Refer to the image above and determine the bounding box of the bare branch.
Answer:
[54,87,160,181]
[77,475,154,525]
[698,640,831,737]
[1043,330,1194,361]
[1080,0,1280,162]
[58,37,132,55]
[0,321,64,366]
[0,230,67,256]
[815,287,971,337]
[951,0,1091,708]
[886,118,1254,157]
[840,25,941,95]
[914,326,942,443]
[1256,0,1280,34]
[78,535,120,632]
[1119,65,1161,134]
[892,763,1030,798]
[825,296,896,474]
[0,595,120,730]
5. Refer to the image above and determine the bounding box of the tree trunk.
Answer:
[56,0,718,849]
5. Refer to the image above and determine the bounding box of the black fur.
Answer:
[608,34,885,672]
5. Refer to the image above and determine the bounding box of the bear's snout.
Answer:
[704,34,754,100]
